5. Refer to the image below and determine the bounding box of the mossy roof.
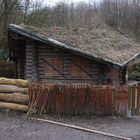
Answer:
[8,24,140,67]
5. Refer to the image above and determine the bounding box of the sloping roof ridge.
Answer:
[8,24,140,68]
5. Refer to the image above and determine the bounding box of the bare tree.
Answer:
[1,0,140,59]
[0,0,20,49]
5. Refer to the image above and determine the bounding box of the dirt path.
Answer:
[0,112,120,140]
[0,112,139,140]
[44,115,140,140]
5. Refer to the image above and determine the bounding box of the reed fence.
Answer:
[28,83,129,116]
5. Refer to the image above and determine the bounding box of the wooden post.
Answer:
[131,85,136,116]
[136,83,140,115]
[112,88,115,115]
[127,86,132,117]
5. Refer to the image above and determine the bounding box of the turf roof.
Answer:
[8,24,140,67]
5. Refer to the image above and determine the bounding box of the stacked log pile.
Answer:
[0,77,29,112]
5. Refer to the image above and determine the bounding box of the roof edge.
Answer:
[47,38,123,67]
[122,52,140,66]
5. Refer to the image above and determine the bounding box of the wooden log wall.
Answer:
[0,78,29,112]
[25,43,123,85]
[8,31,126,85]
[26,41,39,81]
[26,42,33,80]
[8,35,125,85]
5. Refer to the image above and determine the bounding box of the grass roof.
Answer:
[8,24,140,67]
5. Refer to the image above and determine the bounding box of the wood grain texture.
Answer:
[25,42,124,85]
[0,93,29,105]
[0,77,28,87]
[0,102,28,112]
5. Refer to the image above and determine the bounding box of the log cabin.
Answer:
[7,24,140,85]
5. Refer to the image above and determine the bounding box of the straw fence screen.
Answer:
[28,82,129,116]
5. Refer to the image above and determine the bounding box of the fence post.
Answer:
[132,85,136,116]
[112,87,115,116]
[136,83,140,115]
[127,86,132,117]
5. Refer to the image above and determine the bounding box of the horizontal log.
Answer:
[0,85,28,93]
[0,102,28,112]
[0,93,29,105]
[0,77,28,87]
[13,92,28,95]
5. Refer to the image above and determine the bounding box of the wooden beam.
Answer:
[30,117,132,140]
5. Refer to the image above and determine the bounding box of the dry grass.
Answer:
[11,23,140,65]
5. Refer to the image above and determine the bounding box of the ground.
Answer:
[0,111,140,140]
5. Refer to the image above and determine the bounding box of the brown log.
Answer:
[0,85,28,94]
[0,102,28,112]
[0,93,29,105]
[0,77,28,87]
